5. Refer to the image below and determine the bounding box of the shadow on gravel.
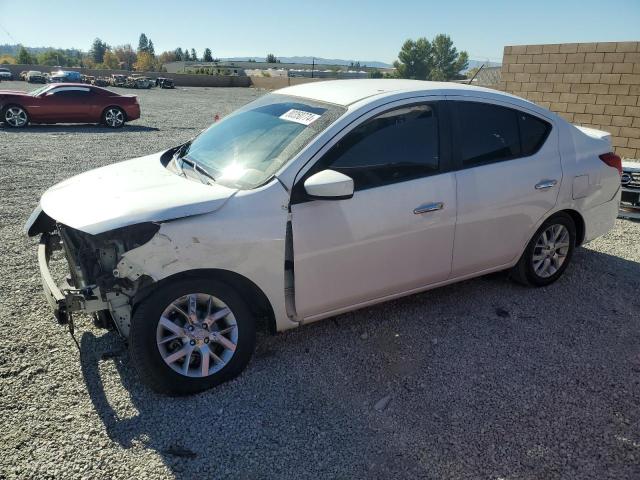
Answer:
[1,124,159,133]
[79,248,640,479]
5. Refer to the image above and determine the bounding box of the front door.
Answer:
[38,86,94,122]
[291,101,457,319]
[449,98,562,276]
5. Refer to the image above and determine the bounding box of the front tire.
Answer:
[102,106,126,128]
[511,213,576,286]
[2,105,29,128]
[129,278,256,395]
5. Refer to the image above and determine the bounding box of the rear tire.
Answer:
[102,106,126,128]
[511,213,576,287]
[129,278,256,395]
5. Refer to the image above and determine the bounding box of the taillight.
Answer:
[599,152,622,175]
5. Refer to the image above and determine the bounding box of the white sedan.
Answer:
[25,80,622,394]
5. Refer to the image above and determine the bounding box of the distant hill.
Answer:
[0,43,83,57]
[466,59,502,70]
[222,56,393,69]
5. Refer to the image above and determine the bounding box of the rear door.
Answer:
[449,98,561,276]
[291,99,457,319]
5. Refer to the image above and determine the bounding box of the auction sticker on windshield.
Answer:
[280,109,321,126]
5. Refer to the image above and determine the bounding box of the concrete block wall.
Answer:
[500,42,640,159]
[249,76,325,90]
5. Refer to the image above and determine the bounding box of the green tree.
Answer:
[175,47,184,61]
[113,45,136,70]
[16,46,33,64]
[369,69,383,78]
[134,51,155,71]
[393,37,432,79]
[37,49,74,66]
[429,34,468,81]
[147,39,155,56]
[266,53,277,63]
[158,50,177,64]
[90,38,108,64]
[184,48,190,61]
[203,48,213,62]
[138,33,149,53]
[190,48,197,61]
[100,50,120,69]
[394,34,468,81]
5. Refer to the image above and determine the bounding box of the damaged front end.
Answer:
[32,210,159,337]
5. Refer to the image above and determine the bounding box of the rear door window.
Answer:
[454,101,520,167]
[453,101,551,168]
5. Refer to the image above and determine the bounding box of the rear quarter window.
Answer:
[518,111,551,155]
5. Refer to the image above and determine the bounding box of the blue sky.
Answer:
[1,0,638,63]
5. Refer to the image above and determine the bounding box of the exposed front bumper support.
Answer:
[38,233,109,324]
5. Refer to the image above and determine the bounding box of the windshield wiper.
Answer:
[180,157,216,185]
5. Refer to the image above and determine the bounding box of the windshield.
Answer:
[178,93,345,189]
[29,85,50,96]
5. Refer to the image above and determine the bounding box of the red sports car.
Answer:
[0,83,141,128]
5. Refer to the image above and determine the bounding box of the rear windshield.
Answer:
[179,93,345,189]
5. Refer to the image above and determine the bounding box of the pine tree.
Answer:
[138,33,149,53]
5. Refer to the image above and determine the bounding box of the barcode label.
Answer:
[279,109,321,126]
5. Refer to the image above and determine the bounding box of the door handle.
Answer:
[535,179,558,190]
[413,202,444,214]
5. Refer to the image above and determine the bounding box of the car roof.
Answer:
[275,79,532,109]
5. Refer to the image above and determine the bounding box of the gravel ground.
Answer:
[1,80,639,479]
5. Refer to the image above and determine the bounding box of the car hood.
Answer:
[0,90,29,96]
[34,152,238,235]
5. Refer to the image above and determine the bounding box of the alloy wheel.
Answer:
[531,224,570,278]
[156,293,238,378]
[104,108,124,127]
[5,107,27,127]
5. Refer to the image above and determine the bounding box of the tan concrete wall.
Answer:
[249,76,325,90]
[1,64,250,87]
[500,42,640,159]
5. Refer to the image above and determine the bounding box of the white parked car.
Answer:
[25,80,622,394]
[0,67,13,80]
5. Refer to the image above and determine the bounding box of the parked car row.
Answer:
[11,70,174,89]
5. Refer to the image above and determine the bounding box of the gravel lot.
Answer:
[1,80,639,479]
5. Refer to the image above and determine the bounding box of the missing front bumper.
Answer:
[37,233,109,324]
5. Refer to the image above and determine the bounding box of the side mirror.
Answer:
[304,169,354,200]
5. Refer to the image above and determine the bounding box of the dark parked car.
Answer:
[0,83,141,128]
[155,77,175,89]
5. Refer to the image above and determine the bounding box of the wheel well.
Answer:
[102,105,127,121]
[2,103,27,114]
[132,269,277,334]
[556,209,585,246]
